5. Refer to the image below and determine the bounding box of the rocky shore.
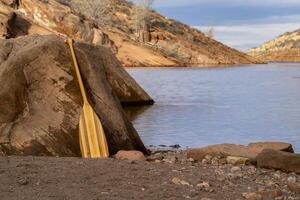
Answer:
[1,142,299,200]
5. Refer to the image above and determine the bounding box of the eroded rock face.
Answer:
[0,4,15,38]
[0,0,117,53]
[0,0,17,7]
[0,35,152,156]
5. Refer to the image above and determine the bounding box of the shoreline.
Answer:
[124,63,267,68]
[0,149,299,200]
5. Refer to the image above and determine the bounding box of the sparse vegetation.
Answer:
[70,0,112,24]
[132,0,154,42]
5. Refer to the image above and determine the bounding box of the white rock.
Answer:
[242,192,262,200]
[231,166,242,173]
[172,177,190,186]
[226,156,249,165]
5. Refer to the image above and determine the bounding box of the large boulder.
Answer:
[248,142,294,153]
[187,142,294,161]
[187,144,258,161]
[0,35,153,156]
[256,149,300,174]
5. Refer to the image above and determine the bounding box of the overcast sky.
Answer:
[150,0,300,52]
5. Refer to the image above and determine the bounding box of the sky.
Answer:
[150,0,300,52]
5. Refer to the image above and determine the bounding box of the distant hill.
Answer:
[0,0,261,67]
[249,29,300,62]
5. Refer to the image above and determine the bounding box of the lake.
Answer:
[126,63,300,152]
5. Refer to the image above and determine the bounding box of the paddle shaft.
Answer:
[67,38,88,103]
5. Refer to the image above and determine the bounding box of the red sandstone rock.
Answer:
[256,149,300,174]
[115,150,146,161]
[248,142,294,153]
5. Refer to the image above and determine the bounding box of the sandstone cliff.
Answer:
[0,0,260,67]
[249,29,300,62]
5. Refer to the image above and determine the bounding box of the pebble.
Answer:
[197,181,210,189]
[226,156,249,165]
[146,149,300,198]
[231,166,242,174]
[287,177,300,194]
[197,181,214,192]
[172,177,190,186]
[242,192,262,200]
[17,178,29,186]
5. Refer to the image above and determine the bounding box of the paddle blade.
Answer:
[79,103,109,158]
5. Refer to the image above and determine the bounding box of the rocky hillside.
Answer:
[249,29,300,62]
[0,0,260,67]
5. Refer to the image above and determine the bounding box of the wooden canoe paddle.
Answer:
[66,38,109,158]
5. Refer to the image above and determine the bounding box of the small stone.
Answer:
[115,150,145,161]
[275,196,284,200]
[218,158,227,165]
[205,155,213,161]
[172,177,190,186]
[226,156,249,165]
[242,192,262,200]
[288,176,297,184]
[231,166,242,174]
[287,177,300,194]
[264,180,276,187]
[17,178,29,186]
[170,144,181,149]
[202,159,209,164]
[257,189,283,199]
[272,172,281,179]
[247,166,257,175]
[197,181,213,192]
[197,181,210,189]
[163,157,176,164]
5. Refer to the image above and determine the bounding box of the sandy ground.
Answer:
[0,154,300,200]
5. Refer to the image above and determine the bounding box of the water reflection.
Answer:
[123,105,152,121]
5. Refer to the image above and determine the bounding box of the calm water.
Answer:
[126,63,300,152]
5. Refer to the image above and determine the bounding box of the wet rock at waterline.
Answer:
[0,35,153,156]
[187,142,294,161]
[248,142,294,154]
[256,149,300,174]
